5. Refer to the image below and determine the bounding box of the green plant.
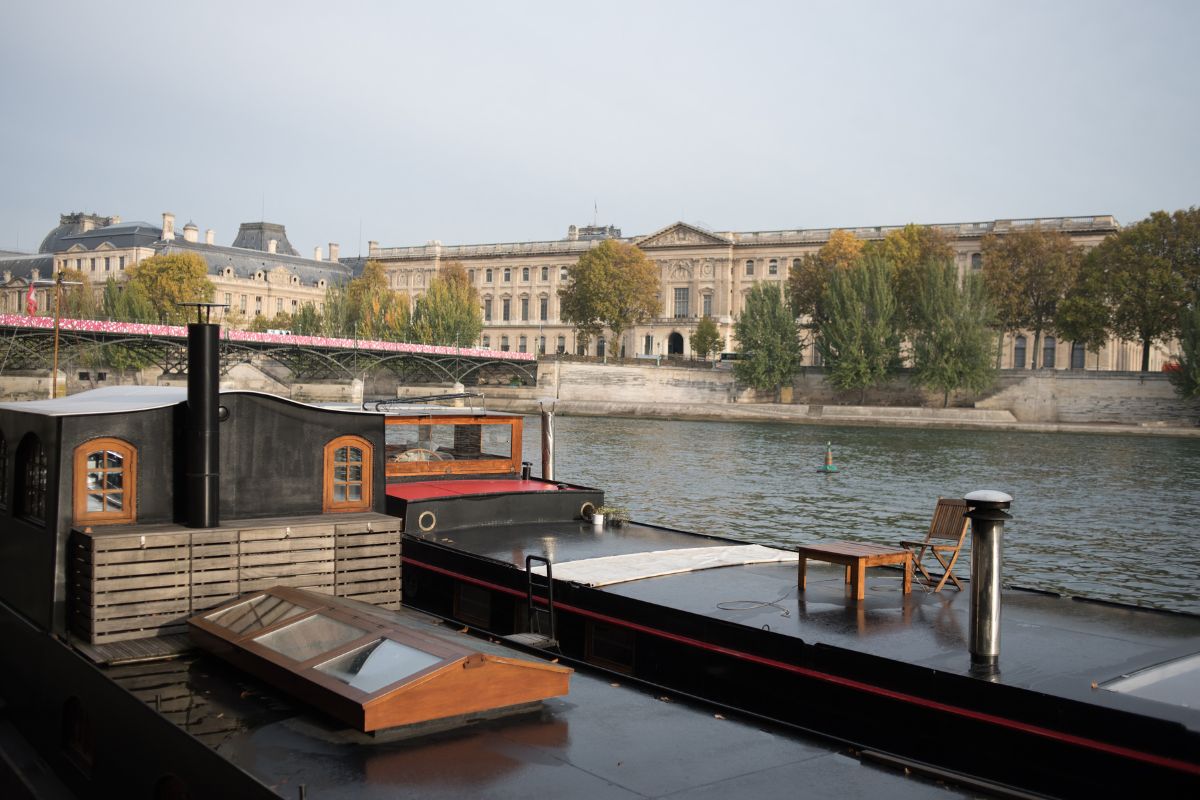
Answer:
[596,505,630,526]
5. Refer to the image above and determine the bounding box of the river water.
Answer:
[520,415,1200,614]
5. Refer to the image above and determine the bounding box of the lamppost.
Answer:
[32,272,82,398]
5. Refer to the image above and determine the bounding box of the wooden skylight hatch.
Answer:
[189,587,571,733]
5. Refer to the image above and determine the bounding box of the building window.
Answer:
[560,266,568,281]
[702,294,712,317]
[104,257,111,272]
[538,336,546,354]
[745,259,754,276]
[119,256,126,269]
[768,258,778,275]
[1071,341,1086,369]
[323,435,372,513]
[541,266,549,281]
[485,268,493,282]
[644,334,653,355]
[521,297,530,321]
[518,335,527,353]
[597,338,606,358]
[502,298,511,321]
[503,268,511,282]
[90,258,97,271]
[556,335,566,353]
[224,293,232,308]
[255,297,262,315]
[1043,336,1056,369]
[240,295,248,312]
[291,299,298,312]
[17,433,47,524]
[482,335,491,348]
[484,298,492,321]
[971,253,983,271]
[539,296,548,321]
[276,298,283,314]
[792,257,801,271]
[522,267,530,281]
[1014,336,1027,369]
[75,258,82,269]
[74,438,137,525]
[468,269,475,283]
[673,287,689,318]
[500,335,509,352]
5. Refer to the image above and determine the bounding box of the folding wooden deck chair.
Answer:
[900,498,970,592]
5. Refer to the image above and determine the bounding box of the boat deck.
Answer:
[409,520,1200,708]
[111,605,970,799]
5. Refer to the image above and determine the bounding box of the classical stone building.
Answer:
[0,212,351,324]
[369,215,1169,370]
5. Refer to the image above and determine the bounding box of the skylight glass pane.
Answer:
[207,594,308,635]
[254,613,366,662]
[316,638,442,694]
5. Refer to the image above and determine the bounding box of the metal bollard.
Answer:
[538,397,556,481]
[521,461,532,480]
[964,489,1012,670]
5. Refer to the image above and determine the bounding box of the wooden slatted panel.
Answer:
[71,514,405,644]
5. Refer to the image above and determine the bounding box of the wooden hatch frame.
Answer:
[188,586,569,732]
[384,414,523,478]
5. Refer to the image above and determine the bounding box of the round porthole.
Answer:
[418,510,437,532]
[579,502,596,521]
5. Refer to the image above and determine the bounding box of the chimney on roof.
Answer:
[81,217,97,233]
[329,243,339,263]
[205,229,215,245]
[162,212,176,241]
[368,240,378,256]
[183,222,199,243]
[313,246,323,261]
[267,239,277,254]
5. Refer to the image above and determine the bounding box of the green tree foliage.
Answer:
[326,261,411,341]
[411,262,484,347]
[559,240,661,354]
[1168,295,1200,401]
[100,277,156,323]
[689,315,723,361]
[1055,261,1111,364]
[787,229,864,320]
[125,252,215,323]
[732,283,802,399]
[818,254,901,403]
[57,269,96,319]
[866,224,955,330]
[981,227,1082,369]
[249,312,293,333]
[292,303,322,335]
[1085,209,1200,372]
[909,261,996,407]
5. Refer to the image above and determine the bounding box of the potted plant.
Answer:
[596,505,629,528]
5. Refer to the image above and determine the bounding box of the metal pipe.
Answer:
[538,397,556,481]
[186,323,221,528]
[964,490,1012,669]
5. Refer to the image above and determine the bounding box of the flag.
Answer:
[25,283,36,316]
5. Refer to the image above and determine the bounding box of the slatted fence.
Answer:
[70,513,403,645]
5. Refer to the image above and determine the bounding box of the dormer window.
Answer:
[74,438,137,525]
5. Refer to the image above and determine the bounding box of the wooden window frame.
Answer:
[323,435,373,513]
[384,415,522,477]
[74,437,137,525]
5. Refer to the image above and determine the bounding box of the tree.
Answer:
[292,303,322,335]
[787,229,864,320]
[867,224,954,329]
[410,261,483,347]
[559,240,660,355]
[1086,209,1200,372]
[909,261,996,407]
[1055,263,1111,367]
[732,283,802,400]
[125,252,215,323]
[689,315,723,361]
[101,277,156,323]
[1168,294,1200,401]
[818,254,902,403]
[58,268,96,319]
[981,226,1083,369]
[338,261,411,341]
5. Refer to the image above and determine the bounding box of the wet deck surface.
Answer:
[416,522,1200,703]
[126,607,973,799]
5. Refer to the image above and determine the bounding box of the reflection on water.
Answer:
[523,416,1200,614]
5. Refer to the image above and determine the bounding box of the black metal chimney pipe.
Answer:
[186,322,220,527]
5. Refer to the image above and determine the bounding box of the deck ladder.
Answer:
[503,555,558,650]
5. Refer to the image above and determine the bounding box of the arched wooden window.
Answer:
[17,433,48,524]
[324,436,372,512]
[74,437,137,525]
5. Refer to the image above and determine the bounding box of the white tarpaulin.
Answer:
[530,544,796,587]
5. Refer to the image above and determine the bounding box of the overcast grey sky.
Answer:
[1,1,1197,257]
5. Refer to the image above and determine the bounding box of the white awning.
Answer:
[531,544,795,587]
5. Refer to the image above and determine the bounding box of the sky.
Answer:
[1,1,1197,258]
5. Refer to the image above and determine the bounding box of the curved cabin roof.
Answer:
[0,385,188,416]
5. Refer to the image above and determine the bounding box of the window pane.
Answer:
[105,493,123,511]
[87,471,103,489]
[208,594,308,635]
[88,492,105,511]
[335,465,347,482]
[87,452,104,470]
[346,447,363,464]
[316,638,442,694]
[254,613,366,662]
[334,485,346,501]
[105,451,123,469]
[335,447,349,464]
[105,472,123,490]
[348,484,362,501]
[348,465,362,482]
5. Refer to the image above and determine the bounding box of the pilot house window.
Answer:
[324,436,373,513]
[74,438,137,525]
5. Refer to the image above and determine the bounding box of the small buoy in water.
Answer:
[818,442,839,473]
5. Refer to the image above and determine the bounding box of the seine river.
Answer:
[521,415,1200,614]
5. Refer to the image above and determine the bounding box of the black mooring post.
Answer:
[186,322,220,528]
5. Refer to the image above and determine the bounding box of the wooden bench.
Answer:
[797,541,912,601]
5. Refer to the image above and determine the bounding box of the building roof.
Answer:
[0,253,53,280]
[162,240,356,286]
[38,213,120,254]
[57,222,162,252]
[231,221,300,256]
